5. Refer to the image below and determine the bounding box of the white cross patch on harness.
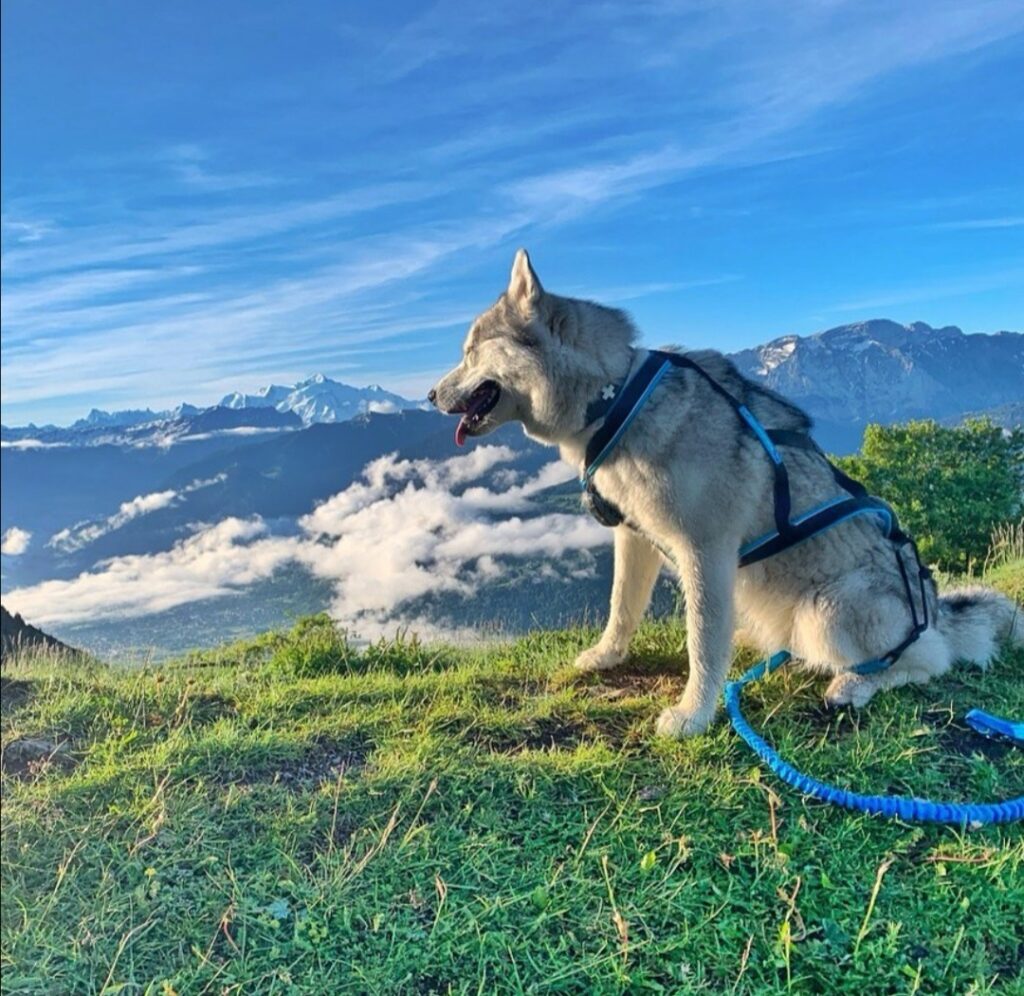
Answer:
[601,384,616,401]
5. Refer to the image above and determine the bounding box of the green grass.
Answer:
[983,560,1023,605]
[2,603,1023,995]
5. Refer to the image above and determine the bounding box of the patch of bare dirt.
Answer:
[1,737,75,779]
[221,737,370,790]
[464,710,646,754]
[934,723,1013,763]
[467,716,591,753]
[579,659,687,701]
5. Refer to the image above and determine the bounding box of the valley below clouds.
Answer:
[4,446,613,650]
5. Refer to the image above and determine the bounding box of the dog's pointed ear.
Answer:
[508,248,543,317]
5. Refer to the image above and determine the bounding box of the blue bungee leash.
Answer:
[725,652,1024,826]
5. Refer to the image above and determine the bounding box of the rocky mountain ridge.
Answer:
[0,604,77,660]
[731,320,1022,451]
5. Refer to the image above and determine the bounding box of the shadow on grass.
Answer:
[933,722,1013,762]
[195,733,372,790]
[0,675,34,714]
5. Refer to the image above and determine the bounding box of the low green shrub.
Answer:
[268,614,357,677]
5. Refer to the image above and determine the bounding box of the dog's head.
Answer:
[429,249,551,445]
[430,249,627,445]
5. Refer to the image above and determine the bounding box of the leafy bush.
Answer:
[268,614,357,677]
[836,419,1024,572]
[267,615,457,677]
[180,628,286,669]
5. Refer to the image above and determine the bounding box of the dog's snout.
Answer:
[427,387,438,406]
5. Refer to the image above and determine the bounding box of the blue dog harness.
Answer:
[581,349,1023,825]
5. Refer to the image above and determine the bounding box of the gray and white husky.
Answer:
[430,250,1021,737]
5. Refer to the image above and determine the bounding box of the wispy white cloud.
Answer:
[0,439,70,450]
[6,518,296,626]
[825,264,1024,312]
[563,275,742,303]
[158,144,279,193]
[1,216,55,244]
[49,492,177,553]
[1,215,531,413]
[0,266,201,326]
[3,0,1022,422]
[1,181,436,279]
[932,216,1024,230]
[48,475,226,553]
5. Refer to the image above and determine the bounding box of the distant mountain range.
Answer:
[2,374,425,448]
[220,373,421,424]
[2,321,1020,658]
[1,404,302,450]
[4,323,1018,453]
[732,320,1023,452]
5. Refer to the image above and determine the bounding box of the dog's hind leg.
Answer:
[575,527,662,673]
[824,627,953,707]
[656,539,737,737]
[794,576,952,708]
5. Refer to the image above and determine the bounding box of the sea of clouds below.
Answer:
[4,446,612,641]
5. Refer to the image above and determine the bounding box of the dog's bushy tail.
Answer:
[936,586,1023,666]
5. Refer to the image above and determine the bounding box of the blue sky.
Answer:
[2,0,1022,426]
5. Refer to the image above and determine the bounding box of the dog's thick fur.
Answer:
[431,250,1022,737]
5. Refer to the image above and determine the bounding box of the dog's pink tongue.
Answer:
[455,417,468,447]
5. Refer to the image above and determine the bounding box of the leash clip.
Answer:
[965,709,1024,745]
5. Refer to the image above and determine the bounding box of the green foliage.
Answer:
[984,557,1024,604]
[837,419,1024,572]
[268,612,358,677]
[3,620,1023,994]
[264,614,462,678]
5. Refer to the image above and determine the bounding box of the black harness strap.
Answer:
[737,494,897,567]
[583,351,676,478]
[661,354,796,533]
[583,352,797,534]
[768,429,870,496]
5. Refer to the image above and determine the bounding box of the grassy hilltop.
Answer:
[2,565,1023,995]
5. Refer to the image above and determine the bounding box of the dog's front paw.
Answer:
[573,644,626,673]
[824,672,877,709]
[655,704,714,739]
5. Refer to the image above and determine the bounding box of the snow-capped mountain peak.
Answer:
[218,374,421,425]
[71,407,159,430]
[730,320,1023,452]
[220,384,292,410]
